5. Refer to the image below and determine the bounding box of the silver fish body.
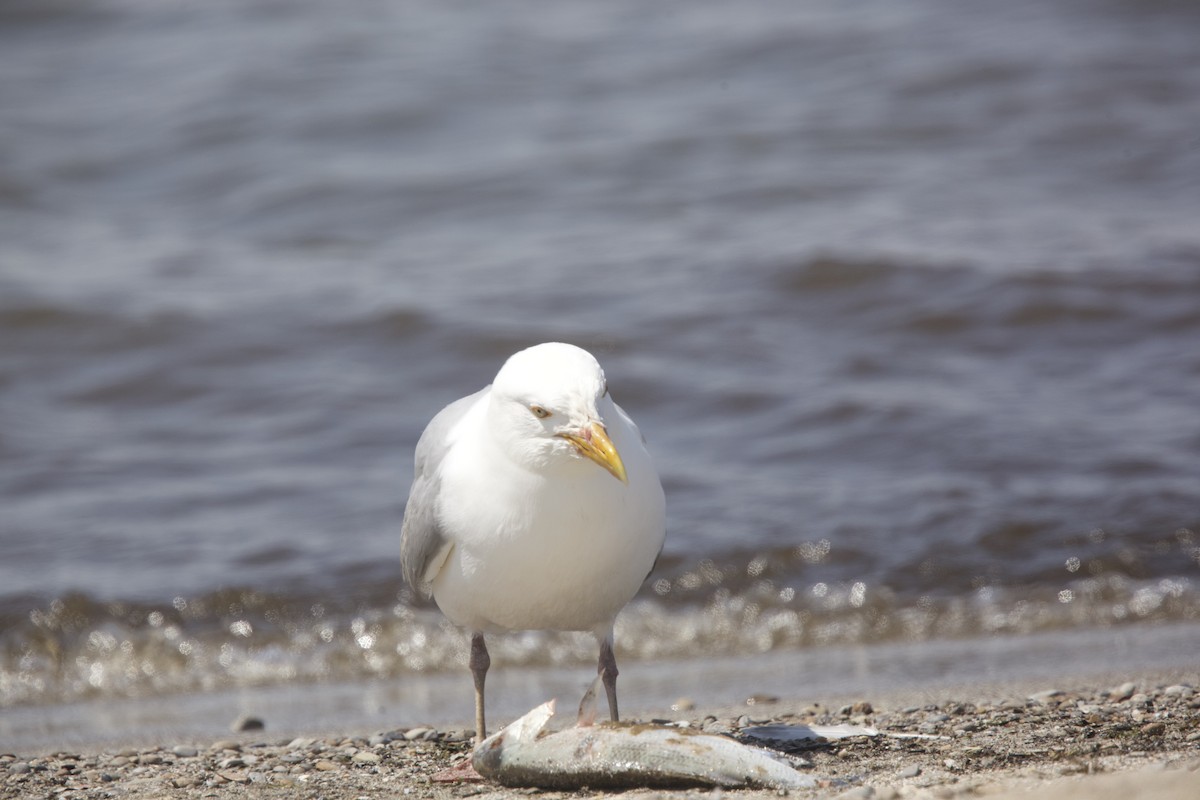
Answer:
[472,700,817,790]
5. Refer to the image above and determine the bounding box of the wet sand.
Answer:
[4,665,1197,799]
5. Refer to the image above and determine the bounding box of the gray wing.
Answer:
[400,386,488,596]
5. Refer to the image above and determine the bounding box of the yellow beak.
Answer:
[558,421,628,484]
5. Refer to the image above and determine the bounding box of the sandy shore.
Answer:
[4,665,1198,799]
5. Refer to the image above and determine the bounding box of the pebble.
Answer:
[8,762,31,775]
[672,696,696,711]
[404,727,433,741]
[1109,682,1137,701]
[313,759,339,771]
[171,745,199,758]
[746,693,779,706]
[898,765,922,778]
[1163,684,1194,698]
[832,786,874,800]
[231,714,265,732]
[1029,689,1064,703]
[211,740,241,752]
[352,751,382,764]
[1141,722,1167,736]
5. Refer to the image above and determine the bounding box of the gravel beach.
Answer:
[4,667,1198,800]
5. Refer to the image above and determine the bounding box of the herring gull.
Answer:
[400,343,666,741]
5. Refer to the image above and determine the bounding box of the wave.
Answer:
[3,554,1196,708]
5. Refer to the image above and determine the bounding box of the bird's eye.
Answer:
[530,405,551,419]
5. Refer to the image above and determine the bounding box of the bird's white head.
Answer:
[487,342,627,483]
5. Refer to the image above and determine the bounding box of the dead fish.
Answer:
[472,699,818,790]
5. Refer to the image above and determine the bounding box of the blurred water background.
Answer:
[2,0,1199,741]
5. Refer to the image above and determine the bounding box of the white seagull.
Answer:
[400,343,666,741]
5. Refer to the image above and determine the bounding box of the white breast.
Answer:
[431,401,665,635]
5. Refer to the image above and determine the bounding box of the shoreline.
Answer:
[3,668,1197,799]
[6,621,1200,755]
[4,637,1199,798]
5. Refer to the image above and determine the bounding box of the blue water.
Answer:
[1,0,1198,708]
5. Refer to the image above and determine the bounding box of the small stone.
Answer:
[211,740,241,752]
[231,715,265,732]
[1129,693,1150,705]
[352,751,382,764]
[314,759,339,771]
[832,787,874,800]
[1141,722,1167,736]
[403,727,432,741]
[171,745,198,758]
[1109,682,1137,701]
[852,701,874,715]
[1029,689,1064,703]
[746,693,778,706]
[898,765,922,778]
[285,737,314,749]
[218,757,246,769]
[875,788,900,800]
[8,762,31,775]
[1163,684,1193,698]
[137,753,163,765]
[671,697,696,712]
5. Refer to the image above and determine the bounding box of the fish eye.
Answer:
[530,405,551,419]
